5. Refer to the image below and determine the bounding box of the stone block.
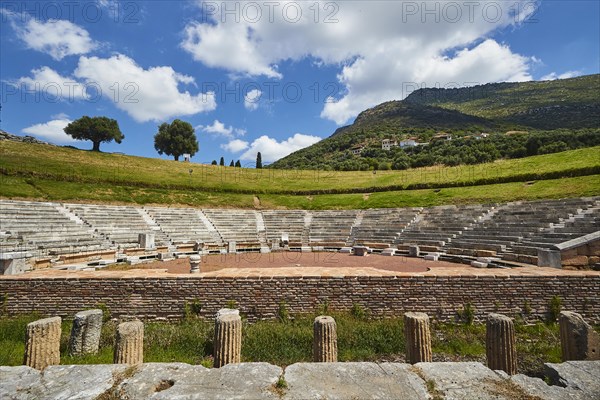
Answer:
[538,249,562,268]
[476,250,497,257]
[562,255,589,267]
[284,363,429,400]
[424,253,439,261]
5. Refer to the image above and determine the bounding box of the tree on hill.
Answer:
[256,152,262,169]
[219,157,225,166]
[153,119,198,161]
[211,160,217,165]
[63,116,124,152]
[235,160,241,167]
[229,160,234,167]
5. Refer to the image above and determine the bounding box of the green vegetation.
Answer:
[153,119,199,161]
[1,313,585,377]
[0,139,598,209]
[271,74,600,170]
[548,296,563,323]
[64,116,124,152]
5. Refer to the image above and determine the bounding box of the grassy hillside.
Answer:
[1,140,598,209]
[271,74,600,170]
[404,74,600,129]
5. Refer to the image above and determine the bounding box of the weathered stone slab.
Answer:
[545,360,600,399]
[509,373,587,400]
[117,363,207,400]
[284,362,429,400]
[151,362,282,400]
[0,366,41,399]
[416,361,520,400]
[43,365,130,399]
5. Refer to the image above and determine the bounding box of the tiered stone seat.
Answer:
[397,205,491,248]
[507,198,599,256]
[0,200,105,256]
[145,207,221,245]
[309,210,358,244]
[202,209,259,244]
[65,204,169,248]
[350,208,421,244]
[262,210,306,244]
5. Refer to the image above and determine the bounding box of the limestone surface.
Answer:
[284,362,429,400]
[545,360,600,399]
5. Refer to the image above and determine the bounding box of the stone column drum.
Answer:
[559,311,600,361]
[68,309,103,356]
[486,313,517,375]
[213,310,242,368]
[24,316,62,370]
[189,255,201,274]
[313,315,337,362]
[114,320,144,365]
[404,312,432,364]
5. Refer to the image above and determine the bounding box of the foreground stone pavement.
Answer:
[1,361,598,399]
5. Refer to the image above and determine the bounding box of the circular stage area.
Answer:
[151,252,461,274]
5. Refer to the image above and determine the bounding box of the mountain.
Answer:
[270,74,600,170]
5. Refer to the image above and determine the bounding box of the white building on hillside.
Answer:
[382,139,398,150]
[399,139,417,148]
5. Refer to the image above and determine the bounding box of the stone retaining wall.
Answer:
[1,275,598,323]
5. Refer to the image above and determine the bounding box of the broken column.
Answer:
[189,255,201,274]
[486,313,517,375]
[313,315,337,362]
[559,311,600,361]
[213,309,242,368]
[404,312,432,364]
[24,316,61,370]
[68,309,103,356]
[114,320,144,365]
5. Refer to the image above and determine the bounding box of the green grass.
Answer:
[0,313,579,377]
[2,174,598,210]
[1,141,598,195]
[1,140,599,209]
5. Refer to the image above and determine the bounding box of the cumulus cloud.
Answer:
[200,120,245,138]
[4,11,98,60]
[240,133,321,163]
[221,139,250,153]
[182,1,537,124]
[541,71,581,81]
[22,118,77,144]
[74,54,216,122]
[244,89,262,111]
[14,66,88,101]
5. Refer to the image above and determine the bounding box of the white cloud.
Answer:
[74,54,216,122]
[200,120,246,138]
[182,1,537,125]
[22,118,77,144]
[221,139,250,153]
[7,14,98,60]
[240,133,321,163]
[14,66,88,101]
[541,71,581,81]
[244,89,262,111]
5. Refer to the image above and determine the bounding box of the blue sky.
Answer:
[1,1,598,165]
